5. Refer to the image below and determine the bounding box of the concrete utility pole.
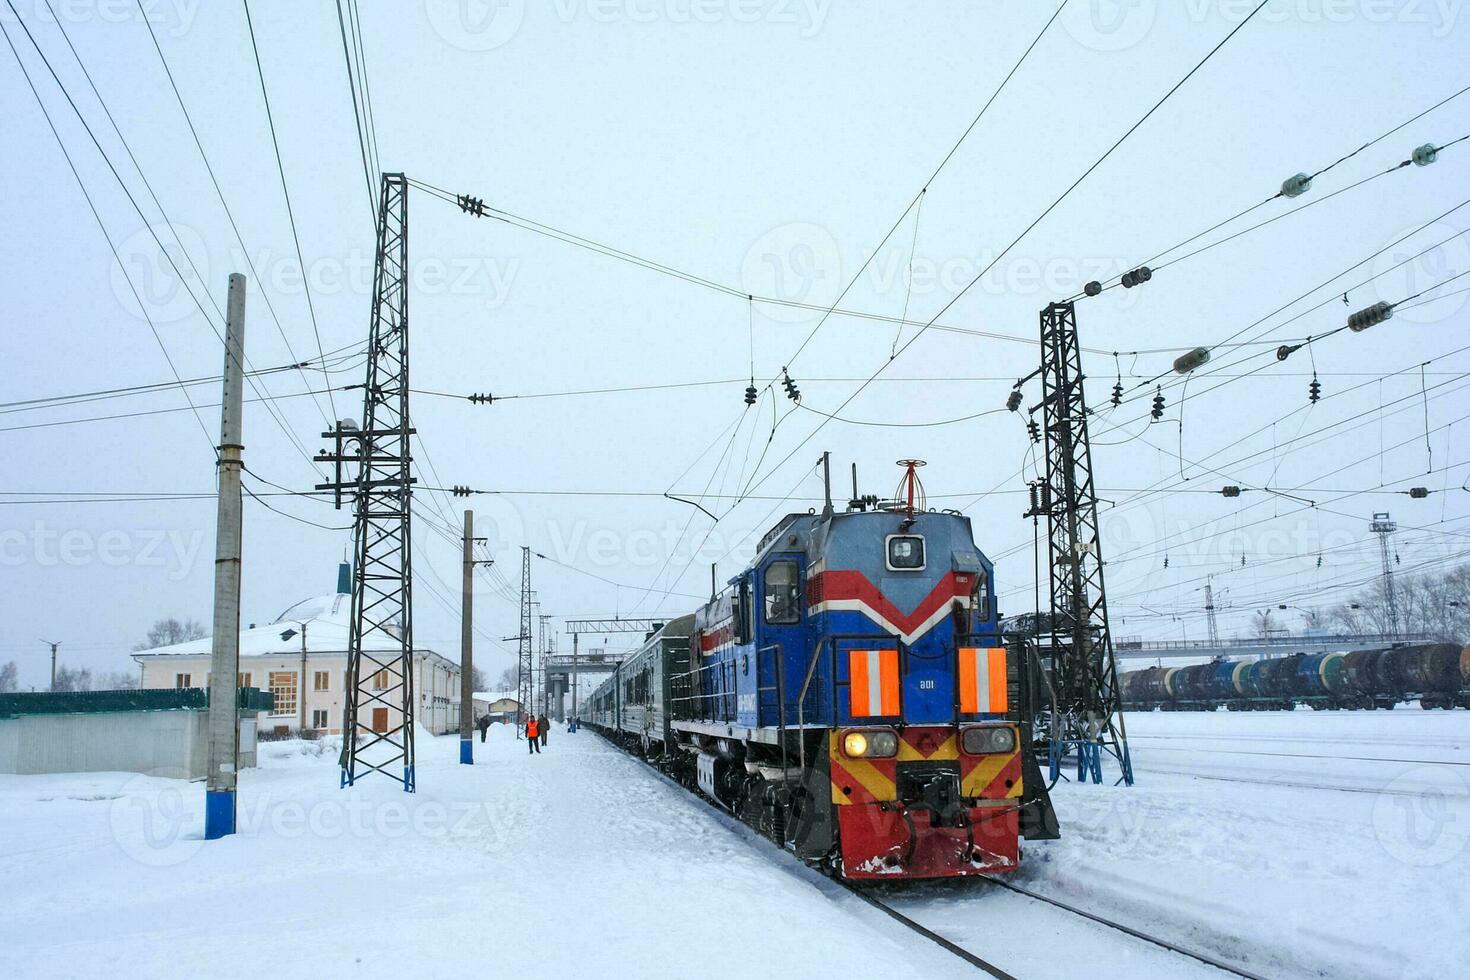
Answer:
[205,273,247,840]
[571,630,578,730]
[460,510,474,764]
[41,640,60,691]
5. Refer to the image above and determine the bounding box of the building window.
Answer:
[373,670,390,691]
[314,670,330,691]
[174,673,191,689]
[238,672,252,689]
[312,708,329,729]
[269,671,297,717]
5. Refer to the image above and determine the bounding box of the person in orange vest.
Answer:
[525,715,540,754]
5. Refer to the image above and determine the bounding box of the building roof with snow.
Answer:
[133,564,441,662]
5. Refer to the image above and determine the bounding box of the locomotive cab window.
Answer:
[763,560,801,625]
[885,534,925,571]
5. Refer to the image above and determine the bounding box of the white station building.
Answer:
[133,567,463,737]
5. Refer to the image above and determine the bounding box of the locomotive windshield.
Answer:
[886,534,925,570]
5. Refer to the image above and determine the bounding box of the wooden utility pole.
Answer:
[205,273,246,839]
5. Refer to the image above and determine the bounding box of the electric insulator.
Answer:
[1121,265,1153,289]
[1111,381,1123,406]
[1281,172,1312,198]
[744,384,757,406]
[1027,483,1039,514]
[1221,485,1242,497]
[1276,343,1302,362]
[1412,143,1439,167]
[1241,554,1246,567]
[781,368,800,402]
[1006,389,1023,412]
[457,194,487,217]
[1308,377,1321,403]
[468,392,494,404]
[1316,555,1323,568]
[1027,420,1041,443]
[1084,280,1102,297]
[1150,388,1165,420]
[1348,301,1393,332]
[1163,556,1169,569]
[1409,487,1430,498]
[1173,346,1211,374]
[452,485,473,497]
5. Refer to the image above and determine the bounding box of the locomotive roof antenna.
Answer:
[895,459,927,523]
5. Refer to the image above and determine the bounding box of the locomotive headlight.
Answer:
[842,729,899,758]
[961,725,1017,755]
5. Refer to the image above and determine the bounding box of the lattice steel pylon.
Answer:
[1371,512,1400,638]
[1035,300,1132,785]
[317,173,417,791]
[516,547,534,728]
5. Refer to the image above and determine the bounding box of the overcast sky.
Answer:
[2,1,1468,689]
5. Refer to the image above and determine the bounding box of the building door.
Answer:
[371,707,389,732]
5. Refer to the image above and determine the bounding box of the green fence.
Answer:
[0,687,274,718]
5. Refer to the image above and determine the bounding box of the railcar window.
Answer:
[886,534,925,570]
[763,560,800,625]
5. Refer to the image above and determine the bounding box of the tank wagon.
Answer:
[1120,643,1469,711]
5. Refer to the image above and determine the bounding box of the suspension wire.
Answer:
[3,0,325,472]
[242,0,339,423]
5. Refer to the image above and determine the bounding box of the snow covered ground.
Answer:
[894,707,1470,980]
[1,709,1465,979]
[0,726,980,980]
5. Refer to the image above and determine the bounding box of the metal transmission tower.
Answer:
[1371,512,1400,638]
[538,613,553,716]
[1203,576,1220,649]
[516,547,534,728]
[317,173,417,791]
[1034,301,1132,785]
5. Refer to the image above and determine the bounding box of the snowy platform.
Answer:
[1,710,1466,979]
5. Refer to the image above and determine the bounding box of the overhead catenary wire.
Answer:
[1,1,326,474]
[242,0,339,424]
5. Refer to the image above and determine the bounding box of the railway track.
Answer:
[847,877,1268,979]
[587,728,1273,978]
[1129,740,1470,767]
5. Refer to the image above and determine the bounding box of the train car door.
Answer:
[750,555,803,728]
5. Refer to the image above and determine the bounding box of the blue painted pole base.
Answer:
[204,789,236,839]
[460,737,473,764]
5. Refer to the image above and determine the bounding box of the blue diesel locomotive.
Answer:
[582,470,1058,880]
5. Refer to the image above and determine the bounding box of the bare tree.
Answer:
[134,618,207,651]
[96,670,139,690]
[52,665,93,691]
[495,664,519,691]
[0,661,17,693]
[471,666,489,692]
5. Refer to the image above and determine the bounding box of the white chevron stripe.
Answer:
[810,595,969,645]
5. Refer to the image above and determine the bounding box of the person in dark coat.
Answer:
[537,713,549,747]
[477,712,490,743]
[525,715,540,753]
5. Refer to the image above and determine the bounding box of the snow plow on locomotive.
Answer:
[581,489,1059,881]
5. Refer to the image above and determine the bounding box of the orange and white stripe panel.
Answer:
[959,647,1008,715]
[848,648,899,717]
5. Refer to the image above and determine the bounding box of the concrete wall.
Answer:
[0,709,260,778]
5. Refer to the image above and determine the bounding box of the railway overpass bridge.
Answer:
[1114,632,1435,663]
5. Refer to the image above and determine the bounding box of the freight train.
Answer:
[1120,643,1470,711]
[580,480,1059,881]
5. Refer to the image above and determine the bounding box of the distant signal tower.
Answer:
[1370,512,1400,639]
